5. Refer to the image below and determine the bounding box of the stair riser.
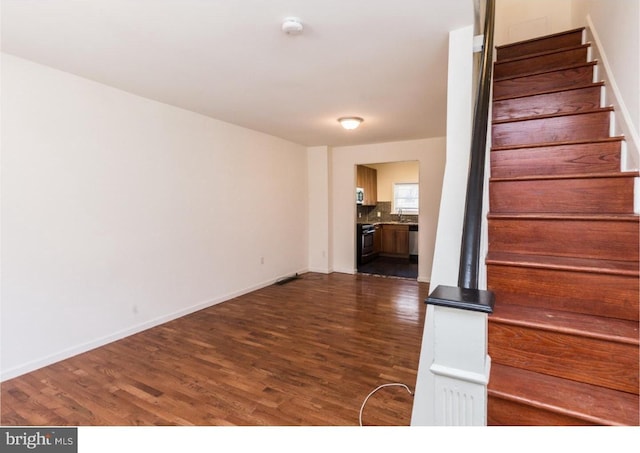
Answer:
[489,177,636,214]
[493,85,601,121]
[488,396,596,426]
[495,47,589,80]
[488,323,639,394]
[487,264,639,321]
[492,111,611,148]
[493,64,595,99]
[496,29,584,61]
[488,218,639,262]
[490,141,622,178]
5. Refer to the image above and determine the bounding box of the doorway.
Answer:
[355,160,419,279]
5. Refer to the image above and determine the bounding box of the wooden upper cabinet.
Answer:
[356,165,377,206]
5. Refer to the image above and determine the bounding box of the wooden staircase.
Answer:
[486,28,640,425]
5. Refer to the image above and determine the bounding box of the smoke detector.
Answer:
[282,17,303,35]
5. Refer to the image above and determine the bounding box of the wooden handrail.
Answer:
[458,0,496,290]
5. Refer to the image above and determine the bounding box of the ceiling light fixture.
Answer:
[338,117,364,130]
[282,17,303,35]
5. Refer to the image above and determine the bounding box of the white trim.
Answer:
[634,177,640,214]
[307,267,332,274]
[430,356,492,385]
[333,267,357,275]
[610,110,616,138]
[621,140,630,172]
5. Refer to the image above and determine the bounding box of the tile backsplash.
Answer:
[357,201,418,224]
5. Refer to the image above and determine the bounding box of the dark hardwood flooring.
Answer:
[358,256,418,279]
[1,273,428,426]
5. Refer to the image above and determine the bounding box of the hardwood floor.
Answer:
[1,273,428,426]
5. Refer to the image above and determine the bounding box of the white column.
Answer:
[411,24,475,425]
[412,285,493,425]
[428,24,474,290]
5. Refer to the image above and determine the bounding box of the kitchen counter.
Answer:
[357,221,418,227]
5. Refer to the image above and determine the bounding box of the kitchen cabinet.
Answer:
[380,224,409,257]
[374,224,382,253]
[356,165,377,206]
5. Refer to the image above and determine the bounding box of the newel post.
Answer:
[423,285,494,425]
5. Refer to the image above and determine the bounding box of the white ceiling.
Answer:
[1,0,474,147]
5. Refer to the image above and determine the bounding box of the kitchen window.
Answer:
[393,182,419,215]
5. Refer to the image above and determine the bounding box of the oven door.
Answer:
[361,227,376,263]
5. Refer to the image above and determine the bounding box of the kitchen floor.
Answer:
[357,256,418,280]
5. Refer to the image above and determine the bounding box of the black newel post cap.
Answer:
[425,285,495,314]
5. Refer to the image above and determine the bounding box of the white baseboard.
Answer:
[307,267,332,274]
[332,267,357,275]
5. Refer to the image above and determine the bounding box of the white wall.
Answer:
[330,138,446,282]
[495,0,574,46]
[573,0,640,165]
[1,54,309,380]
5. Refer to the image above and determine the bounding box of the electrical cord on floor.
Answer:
[358,382,414,426]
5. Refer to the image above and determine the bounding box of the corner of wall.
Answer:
[585,14,640,170]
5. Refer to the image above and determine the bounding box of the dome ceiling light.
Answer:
[338,117,364,130]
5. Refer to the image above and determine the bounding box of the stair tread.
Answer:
[489,363,639,425]
[495,43,591,66]
[493,60,598,82]
[493,63,597,100]
[493,82,604,102]
[491,136,625,152]
[488,212,639,221]
[494,44,591,81]
[496,27,585,52]
[492,106,613,125]
[494,61,597,83]
[490,304,639,345]
[486,251,640,276]
[490,170,639,182]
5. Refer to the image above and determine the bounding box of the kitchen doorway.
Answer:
[355,161,419,279]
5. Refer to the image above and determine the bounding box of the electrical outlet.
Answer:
[260,256,264,265]
[377,212,381,217]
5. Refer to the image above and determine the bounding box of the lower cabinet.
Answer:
[380,224,409,257]
[374,224,382,253]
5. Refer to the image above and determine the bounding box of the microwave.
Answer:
[356,187,364,205]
